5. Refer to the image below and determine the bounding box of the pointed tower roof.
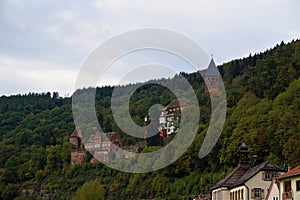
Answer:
[239,142,249,153]
[204,58,220,77]
[70,128,82,138]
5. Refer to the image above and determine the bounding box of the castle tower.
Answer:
[204,58,221,92]
[70,128,83,149]
[70,128,86,165]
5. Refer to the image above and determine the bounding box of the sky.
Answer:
[0,0,299,96]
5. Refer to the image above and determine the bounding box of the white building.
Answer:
[211,142,285,200]
[276,165,300,200]
[158,98,187,137]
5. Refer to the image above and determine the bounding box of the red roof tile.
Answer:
[276,165,300,180]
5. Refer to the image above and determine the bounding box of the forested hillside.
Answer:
[0,39,299,199]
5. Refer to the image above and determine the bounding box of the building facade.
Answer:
[158,98,187,137]
[211,142,285,200]
[85,131,123,162]
[70,129,123,164]
[276,165,300,200]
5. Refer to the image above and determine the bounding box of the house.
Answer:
[204,58,221,93]
[211,142,285,200]
[276,165,300,200]
[158,98,187,137]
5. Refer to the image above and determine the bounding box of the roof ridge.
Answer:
[211,164,250,190]
[230,161,284,188]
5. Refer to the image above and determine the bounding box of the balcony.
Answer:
[282,191,293,200]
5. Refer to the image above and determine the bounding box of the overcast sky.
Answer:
[0,0,299,96]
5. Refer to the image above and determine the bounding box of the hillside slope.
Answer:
[0,39,299,199]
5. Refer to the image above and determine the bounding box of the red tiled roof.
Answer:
[276,165,300,180]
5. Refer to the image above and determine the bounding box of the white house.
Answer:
[211,142,285,200]
[158,98,187,137]
[276,165,300,200]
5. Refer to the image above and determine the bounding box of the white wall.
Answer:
[230,185,247,200]
[245,171,272,200]
[211,188,229,200]
[279,176,300,200]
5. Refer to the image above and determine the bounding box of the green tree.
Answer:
[72,180,106,200]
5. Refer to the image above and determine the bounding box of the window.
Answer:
[284,181,291,192]
[254,188,261,198]
[241,189,244,199]
[263,171,278,180]
[296,180,300,191]
[272,196,279,200]
[251,188,263,199]
[265,172,271,180]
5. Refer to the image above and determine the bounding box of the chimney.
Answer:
[283,164,292,172]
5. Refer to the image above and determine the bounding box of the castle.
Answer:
[70,58,222,163]
[158,58,221,138]
[70,128,123,164]
[70,128,147,164]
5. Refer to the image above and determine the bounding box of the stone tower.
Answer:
[204,58,221,92]
[70,128,86,165]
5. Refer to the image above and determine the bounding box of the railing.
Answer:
[282,191,293,200]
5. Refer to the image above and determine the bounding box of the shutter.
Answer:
[261,189,264,199]
[262,172,265,180]
[251,189,254,199]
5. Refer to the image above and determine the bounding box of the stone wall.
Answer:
[70,149,86,164]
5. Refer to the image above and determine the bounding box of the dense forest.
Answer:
[0,39,300,199]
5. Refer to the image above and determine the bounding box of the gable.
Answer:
[212,161,284,190]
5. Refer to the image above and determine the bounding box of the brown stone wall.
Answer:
[70,150,86,164]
